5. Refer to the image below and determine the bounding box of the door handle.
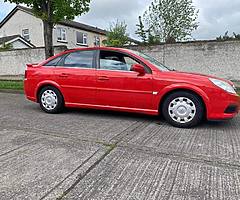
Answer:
[98,76,109,81]
[59,73,69,78]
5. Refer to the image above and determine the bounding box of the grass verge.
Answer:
[0,80,23,90]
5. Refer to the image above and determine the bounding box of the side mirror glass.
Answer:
[131,64,145,76]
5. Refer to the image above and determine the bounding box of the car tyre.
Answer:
[162,91,204,128]
[39,86,64,114]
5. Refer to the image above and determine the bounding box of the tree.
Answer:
[5,0,91,58]
[216,31,240,41]
[136,0,199,44]
[135,16,147,44]
[103,21,129,47]
[136,16,160,45]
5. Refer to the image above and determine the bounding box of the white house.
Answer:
[0,34,35,49]
[0,5,107,49]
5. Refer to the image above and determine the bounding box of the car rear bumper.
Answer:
[24,79,37,102]
[207,93,240,120]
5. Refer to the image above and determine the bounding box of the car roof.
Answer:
[65,47,131,53]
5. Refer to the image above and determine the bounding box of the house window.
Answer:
[22,29,30,41]
[76,32,88,45]
[57,27,67,42]
[94,36,100,46]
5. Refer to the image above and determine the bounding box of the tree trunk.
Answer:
[43,21,54,59]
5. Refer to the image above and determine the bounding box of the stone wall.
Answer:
[0,46,67,76]
[129,40,240,81]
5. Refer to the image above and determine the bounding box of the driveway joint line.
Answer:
[40,148,103,200]
[109,120,140,142]
[117,144,240,171]
[0,138,41,158]
[55,144,116,200]
[0,125,115,147]
[110,120,151,144]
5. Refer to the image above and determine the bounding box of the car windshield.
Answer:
[128,49,171,71]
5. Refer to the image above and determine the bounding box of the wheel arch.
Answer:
[35,81,63,103]
[157,85,210,119]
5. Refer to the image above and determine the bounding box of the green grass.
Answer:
[0,80,23,90]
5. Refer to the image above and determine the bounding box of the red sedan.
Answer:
[24,47,240,128]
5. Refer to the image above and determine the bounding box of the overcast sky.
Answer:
[0,0,240,40]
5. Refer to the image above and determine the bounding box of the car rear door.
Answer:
[53,50,97,105]
[96,50,154,110]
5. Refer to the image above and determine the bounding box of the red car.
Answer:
[24,47,240,128]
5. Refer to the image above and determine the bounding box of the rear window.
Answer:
[44,56,64,67]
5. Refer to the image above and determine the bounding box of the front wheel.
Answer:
[39,86,64,114]
[162,91,204,128]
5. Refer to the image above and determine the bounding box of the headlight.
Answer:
[209,78,236,94]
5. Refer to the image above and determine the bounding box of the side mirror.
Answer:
[131,64,145,76]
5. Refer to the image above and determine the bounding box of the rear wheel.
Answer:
[162,91,204,128]
[39,86,64,114]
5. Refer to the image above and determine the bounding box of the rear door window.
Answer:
[62,51,94,68]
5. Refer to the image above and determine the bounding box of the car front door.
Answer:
[53,50,97,105]
[96,50,154,110]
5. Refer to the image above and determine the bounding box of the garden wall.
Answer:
[129,40,240,81]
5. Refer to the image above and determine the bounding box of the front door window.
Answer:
[99,51,140,71]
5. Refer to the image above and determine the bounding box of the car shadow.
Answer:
[200,119,238,129]
[25,101,238,130]
[65,108,239,130]
[65,107,159,121]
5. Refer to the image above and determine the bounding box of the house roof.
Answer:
[0,34,35,48]
[0,35,19,44]
[0,5,107,35]
[59,20,107,35]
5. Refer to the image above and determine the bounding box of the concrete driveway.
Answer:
[0,92,240,200]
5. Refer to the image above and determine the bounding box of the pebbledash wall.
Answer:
[0,46,67,76]
[0,40,240,81]
[129,40,240,81]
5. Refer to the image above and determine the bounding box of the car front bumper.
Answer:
[207,91,240,120]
